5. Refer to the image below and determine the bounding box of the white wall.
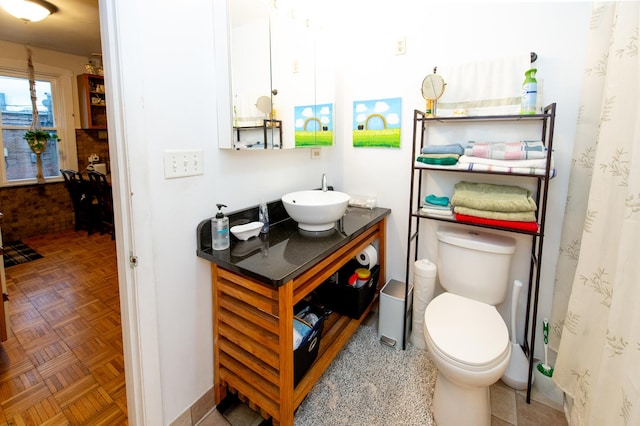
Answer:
[334,0,591,355]
[102,0,591,423]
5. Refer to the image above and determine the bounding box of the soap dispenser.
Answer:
[259,202,269,233]
[212,204,230,250]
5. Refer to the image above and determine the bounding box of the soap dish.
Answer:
[230,221,263,241]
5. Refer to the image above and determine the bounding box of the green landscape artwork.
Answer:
[352,97,401,148]
[294,103,333,147]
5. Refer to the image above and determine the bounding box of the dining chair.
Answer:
[87,170,115,239]
[60,169,94,232]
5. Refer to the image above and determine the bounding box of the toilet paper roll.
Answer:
[356,245,378,270]
[410,259,437,350]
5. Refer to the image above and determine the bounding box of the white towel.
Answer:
[436,53,533,117]
[457,154,552,169]
[421,206,454,217]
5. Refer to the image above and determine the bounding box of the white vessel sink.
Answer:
[282,190,350,231]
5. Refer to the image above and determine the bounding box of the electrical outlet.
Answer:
[311,148,321,160]
[163,149,203,179]
[395,36,407,55]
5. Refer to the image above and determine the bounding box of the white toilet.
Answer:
[423,227,516,426]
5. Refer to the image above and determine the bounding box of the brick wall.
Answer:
[0,182,73,241]
[76,129,110,172]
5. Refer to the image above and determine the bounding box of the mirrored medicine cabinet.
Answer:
[214,0,334,150]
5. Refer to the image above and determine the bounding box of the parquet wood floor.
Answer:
[0,229,127,425]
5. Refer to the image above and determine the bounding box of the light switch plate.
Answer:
[163,149,203,178]
[395,36,407,55]
[311,148,321,160]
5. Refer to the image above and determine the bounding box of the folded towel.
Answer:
[455,213,539,232]
[416,156,459,166]
[424,202,452,211]
[421,144,465,156]
[456,162,556,178]
[425,194,450,206]
[422,206,454,217]
[418,153,460,159]
[453,206,537,222]
[458,154,551,169]
[464,140,546,160]
[452,181,537,212]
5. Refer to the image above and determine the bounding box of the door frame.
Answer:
[98,1,164,424]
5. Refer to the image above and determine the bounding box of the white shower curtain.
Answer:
[550,2,640,425]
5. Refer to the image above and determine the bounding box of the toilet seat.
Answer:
[425,293,509,369]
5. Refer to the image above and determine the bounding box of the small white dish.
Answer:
[230,221,263,241]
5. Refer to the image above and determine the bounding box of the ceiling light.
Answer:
[0,0,58,22]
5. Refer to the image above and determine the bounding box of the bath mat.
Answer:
[2,241,43,267]
[294,325,437,426]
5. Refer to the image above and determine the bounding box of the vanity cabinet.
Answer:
[77,73,107,129]
[405,104,556,403]
[203,212,387,425]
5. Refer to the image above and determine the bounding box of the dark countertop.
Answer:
[196,201,390,287]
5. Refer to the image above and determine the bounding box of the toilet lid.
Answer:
[424,293,509,367]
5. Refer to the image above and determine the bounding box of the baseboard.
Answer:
[169,386,216,426]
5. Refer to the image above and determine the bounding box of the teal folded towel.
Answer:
[420,144,464,156]
[416,156,458,166]
[425,194,450,206]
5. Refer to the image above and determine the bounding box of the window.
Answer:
[0,69,64,184]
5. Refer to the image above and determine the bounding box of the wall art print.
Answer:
[352,97,401,148]
[294,103,333,147]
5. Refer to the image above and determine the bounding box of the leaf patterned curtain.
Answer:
[550,2,640,425]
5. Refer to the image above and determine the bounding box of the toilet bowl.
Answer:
[424,292,511,426]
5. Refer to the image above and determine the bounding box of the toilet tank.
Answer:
[436,227,516,305]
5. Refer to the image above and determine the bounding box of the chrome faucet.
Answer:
[321,174,328,192]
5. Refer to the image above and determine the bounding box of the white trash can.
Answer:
[378,279,413,348]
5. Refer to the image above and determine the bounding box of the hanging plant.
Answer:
[23,130,60,153]
[24,46,60,183]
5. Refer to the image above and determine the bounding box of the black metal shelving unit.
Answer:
[403,103,557,403]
